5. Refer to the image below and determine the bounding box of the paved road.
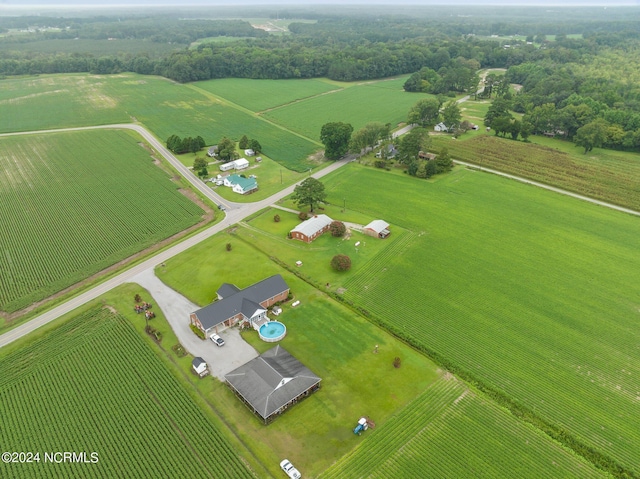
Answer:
[0,124,352,349]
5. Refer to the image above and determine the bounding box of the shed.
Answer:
[192,357,209,377]
[364,220,391,239]
[207,145,218,157]
[244,149,255,157]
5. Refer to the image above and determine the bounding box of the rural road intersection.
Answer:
[1,121,637,350]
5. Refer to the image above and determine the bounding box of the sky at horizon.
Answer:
[1,0,640,6]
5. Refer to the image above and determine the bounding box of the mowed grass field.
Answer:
[0,73,319,171]
[168,219,611,477]
[321,376,605,479]
[194,77,340,112]
[261,76,431,140]
[155,232,440,477]
[431,133,640,212]
[0,307,255,479]
[0,129,204,314]
[316,164,640,475]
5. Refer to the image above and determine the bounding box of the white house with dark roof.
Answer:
[225,345,321,423]
[364,219,391,239]
[290,214,333,243]
[190,275,289,336]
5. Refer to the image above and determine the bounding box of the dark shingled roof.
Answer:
[192,357,206,369]
[194,275,289,331]
[225,345,321,421]
[217,283,241,299]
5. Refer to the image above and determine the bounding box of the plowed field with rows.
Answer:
[0,307,254,479]
[0,129,204,313]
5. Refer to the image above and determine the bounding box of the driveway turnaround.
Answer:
[128,268,258,380]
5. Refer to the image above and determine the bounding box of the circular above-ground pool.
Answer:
[259,321,286,342]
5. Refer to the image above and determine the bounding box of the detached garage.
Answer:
[364,220,391,239]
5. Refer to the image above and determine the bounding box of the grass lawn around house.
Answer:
[153,229,440,478]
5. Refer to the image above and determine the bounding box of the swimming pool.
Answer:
[259,321,286,342]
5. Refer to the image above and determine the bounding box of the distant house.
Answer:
[375,144,398,159]
[223,174,258,195]
[364,219,391,239]
[192,357,209,377]
[244,149,255,157]
[434,122,449,132]
[290,214,333,243]
[190,274,290,336]
[225,345,321,423]
[207,145,218,157]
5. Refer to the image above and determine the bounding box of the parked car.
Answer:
[210,334,225,347]
[280,460,301,479]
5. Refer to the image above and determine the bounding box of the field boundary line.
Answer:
[257,87,345,114]
[455,160,640,217]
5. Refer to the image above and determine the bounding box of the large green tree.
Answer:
[291,177,326,213]
[217,137,237,161]
[441,101,462,129]
[408,98,441,127]
[321,122,354,160]
[349,122,391,153]
[397,127,430,165]
[574,119,608,154]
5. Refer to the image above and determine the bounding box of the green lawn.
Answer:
[0,129,205,314]
[155,230,440,477]
[312,163,640,475]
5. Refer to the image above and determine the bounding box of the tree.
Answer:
[217,137,237,161]
[441,101,461,129]
[321,122,353,160]
[166,135,181,153]
[193,157,208,177]
[292,177,326,212]
[274,214,281,223]
[226,242,232,252]
[331,254,351,271]
[484,98,513,127]
[249,138,262,153]
[574,119,608,154]
[408,98,441,127]
[426,159,437,177]
[238,135,249,149]
[397,127,430,165]
[329,221,346,237]
[436,147,453,173]
[350,122,389,154]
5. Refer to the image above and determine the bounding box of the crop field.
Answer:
[5,38,182,56]
[321,376,605,478]
[194,77,340,112]
[261,76,429,140]
[0,74,319,171]
[0,129,204,313]
[430,134,640,212]
[0,75,130,133]
[0,307,254,479]
[313,164,640,475]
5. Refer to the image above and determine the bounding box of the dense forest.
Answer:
[2,6,640,152]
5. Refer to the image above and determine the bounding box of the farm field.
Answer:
[0,129,204,314]
[0,307,255,479]
[4,38,182,56]
[155,231,440,477]
[0,74,130,132]
[315,163,640,475]
[430,133,640,212]
[321,376,606,479]
[156,218,616,477]
[194,77,340,112]
[261,76,429,140]
[0,73,320,171]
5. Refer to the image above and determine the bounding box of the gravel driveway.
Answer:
[128,268,258,380]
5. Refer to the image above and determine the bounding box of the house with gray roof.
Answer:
[225,345,321,423]
[290,214,333,243]
[190,275,289,336]
[364,219,391,239]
